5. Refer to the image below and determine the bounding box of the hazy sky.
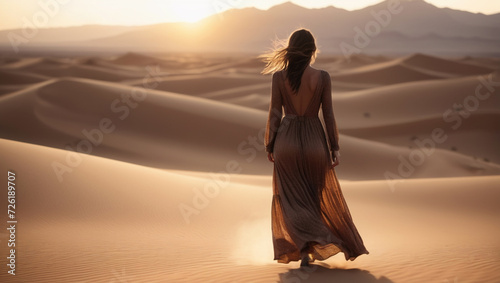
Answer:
[1,0,499,31]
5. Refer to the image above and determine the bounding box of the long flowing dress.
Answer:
[265,69,369,263]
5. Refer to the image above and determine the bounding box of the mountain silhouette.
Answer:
[0,0,498,55]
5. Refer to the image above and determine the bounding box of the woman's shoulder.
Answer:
[272,70,284,80]
[312,68,331,89]
[314,68,331,78]
[307,66,330,78]
[271,71,284,87]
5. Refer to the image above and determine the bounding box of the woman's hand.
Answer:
[267,152,274,163]
[331,150,340,168]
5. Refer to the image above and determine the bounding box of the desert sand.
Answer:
[0,52,499,282]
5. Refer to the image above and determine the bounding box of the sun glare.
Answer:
[169,1,214,23]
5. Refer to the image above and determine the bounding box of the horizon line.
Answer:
[1,0,499,32]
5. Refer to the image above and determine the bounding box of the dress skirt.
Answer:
[271,114,369,263]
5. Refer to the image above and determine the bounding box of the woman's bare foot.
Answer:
[300,253,312,267]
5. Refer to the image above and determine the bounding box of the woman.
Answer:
[262,29,369,266]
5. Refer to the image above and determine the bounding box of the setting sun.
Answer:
[166,1,215,23]
[173,2,213,22]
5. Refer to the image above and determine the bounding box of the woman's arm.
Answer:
[264,71,283,155]
[321,71,340,155]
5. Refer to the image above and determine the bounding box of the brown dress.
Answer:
[265,69,369,263]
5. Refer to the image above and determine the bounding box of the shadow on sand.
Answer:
[278,263,393,283]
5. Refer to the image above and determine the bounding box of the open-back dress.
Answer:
[264,69,369,263]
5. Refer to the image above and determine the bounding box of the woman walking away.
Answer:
[262,28,369,267]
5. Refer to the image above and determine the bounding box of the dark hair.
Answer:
[261,29,317,94]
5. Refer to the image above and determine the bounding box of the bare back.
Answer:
[266,66,339,152]
[281,66,322,116]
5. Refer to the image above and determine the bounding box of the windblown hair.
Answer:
[261,29,318,94]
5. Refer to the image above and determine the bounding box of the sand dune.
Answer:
[109,52,225,71]
[0,52,499,282]
[0,69,50,85]
[332,59,443,85]
[0,77,272,174]
[201,82,270,100]
[329,54,391,71]
[0,57,20,66]
[220,93,270,110]
[459,56,500,70]
[226,57,266,69]
[334,73,500,127]
[341,113,500,163]
[331,53,494,86]
[0,72,498,180]
[401,53,494,76]
[111,52,177,66]
[25,63,141,82]
[0,85,27,96]
[337,134,500,180]
[333,72,500,163]
[0,138,499,282]
[0,57,67,69]
[76,56,157,73]
[0,57,144,82]
[127,74,268,96]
